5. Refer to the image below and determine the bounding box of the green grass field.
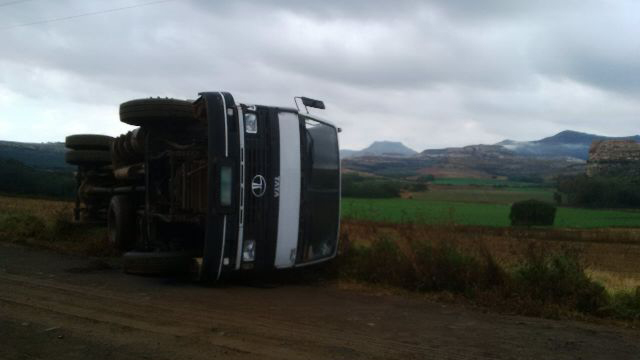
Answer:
[342,197,640,228]
[413,186,554,204]
[430,177,544,187]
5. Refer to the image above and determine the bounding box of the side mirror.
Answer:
[295,96,325,113]
[300,97,325,110]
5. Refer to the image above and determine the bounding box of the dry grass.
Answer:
[0,195,113,256]
[339,219,640,321]
[587,270,640,293]
[341,220,640,279]
[0,195,72,220]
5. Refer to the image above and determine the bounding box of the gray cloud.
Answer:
[0,0,638,149]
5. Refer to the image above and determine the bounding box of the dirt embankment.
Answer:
[0,243,639,360]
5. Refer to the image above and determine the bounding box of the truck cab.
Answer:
[197,92,341,280]
[65,92,341,281]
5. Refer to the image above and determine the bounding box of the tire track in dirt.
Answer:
[1,243,639,360]
[0,274,451,359]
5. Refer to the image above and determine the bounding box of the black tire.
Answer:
[119,98,196,126]
[123,251,193,276]
[65,150,111,166]
[65,134,114,150]
[107,196,136,251]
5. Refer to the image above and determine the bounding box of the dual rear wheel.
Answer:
[69,98,198,276]
[65,134,113,167]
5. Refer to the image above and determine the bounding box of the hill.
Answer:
[343,143,584,179]
[497,130,640,160]
[0,157,75,198]
[0,140,74,198]
[0,140,69,170]
[341,130,639,179]
[341,141,417,158]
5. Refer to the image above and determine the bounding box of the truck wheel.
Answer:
[122,251,193,276]
[119,98,196,126]
[65,134,114,151]
[65,150,112,166]
[107,196,136,251]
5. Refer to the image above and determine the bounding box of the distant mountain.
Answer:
[341,141,417,158]
[340,149,359,158]
[0,140,70,170]
[344,141,585,179]
[420,144,514,159]
[342,130,640,179]
[497,130,640,160]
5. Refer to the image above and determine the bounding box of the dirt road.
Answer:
[0,243,638,360]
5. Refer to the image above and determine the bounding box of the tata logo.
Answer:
[274,176,280,198]
[251,175,267,198]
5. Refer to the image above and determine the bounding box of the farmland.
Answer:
[342,183,640,228]
[1,189,640,323]
[338,177,640,315]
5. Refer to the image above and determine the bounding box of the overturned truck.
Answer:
[65,92,341,281]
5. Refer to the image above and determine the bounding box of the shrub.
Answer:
[509,200,556,226]
[341,174,403,198]
[514,249,608,314]
[335,222,640,321]
[338,231,506,294]
[602,287,640,320]
[411,242,485,293]
[0,213,46,240]
[339,236,416,288]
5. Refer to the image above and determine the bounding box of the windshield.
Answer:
[301,117,340,262]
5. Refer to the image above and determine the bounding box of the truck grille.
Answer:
[243,132,272,247]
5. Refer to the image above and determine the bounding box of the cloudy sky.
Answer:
[0,0,638,150]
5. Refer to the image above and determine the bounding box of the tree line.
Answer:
[556,174,640,208]
[0,157,75,199]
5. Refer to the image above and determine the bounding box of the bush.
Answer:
[335,224,639,321]
[338,232,506,294]
[411,242,494,293]
[340,236,416,288]
[341,174,403,198]
[601,287,640,320]
[0,213,46,240]
[515,249,608,314]
[510,200,556,226]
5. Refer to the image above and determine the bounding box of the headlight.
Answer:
[242,240,256,262]
[244,113,258,134]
